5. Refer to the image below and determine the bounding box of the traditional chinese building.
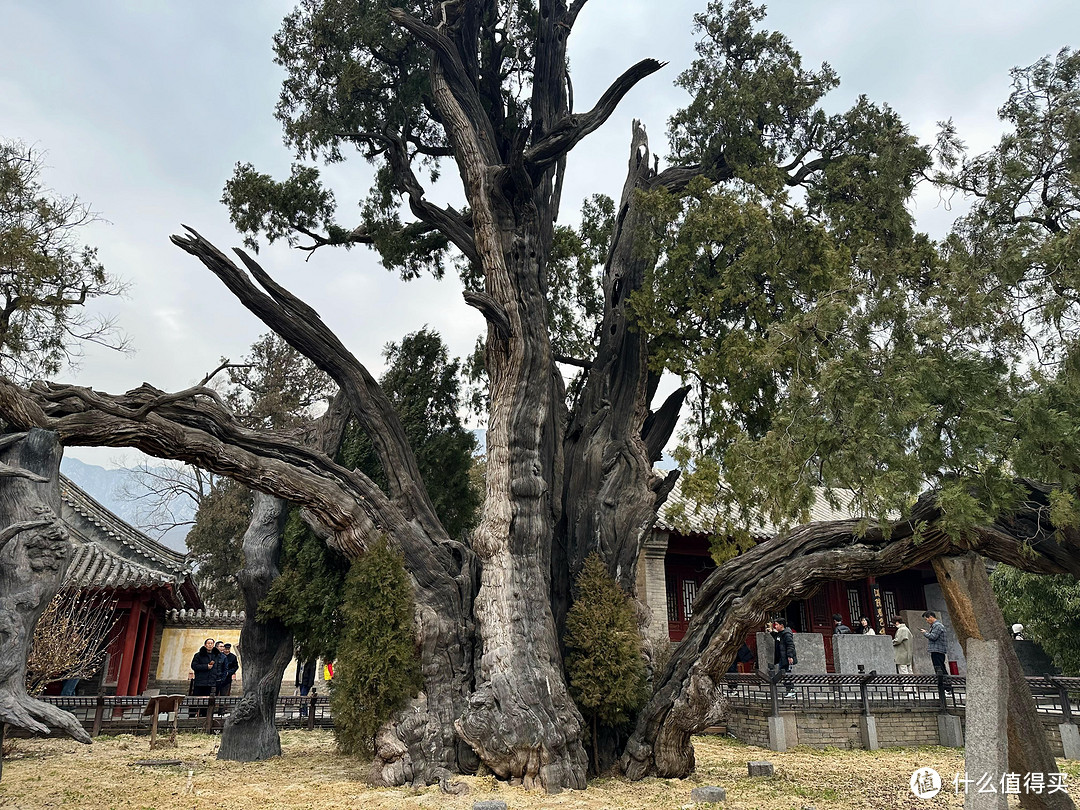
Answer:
[58,476,203,696]
[636,477,959,672]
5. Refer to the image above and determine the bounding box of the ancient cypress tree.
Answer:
[1,3,1080,798]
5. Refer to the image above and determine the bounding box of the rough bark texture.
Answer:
[217,492,292,762]
[0,254,478,785]
[553,122,685,775]
[0,6,1075,786]
[623,489,1080,780]
[557,122,683,615]
[169,235,479,787]
[0,428,90,755]
[933,553,1075,810]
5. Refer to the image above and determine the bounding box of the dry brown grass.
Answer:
[0,730,1072,810]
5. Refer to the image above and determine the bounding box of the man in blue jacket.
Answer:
[921,611,949,680]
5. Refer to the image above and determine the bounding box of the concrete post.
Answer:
[938,713,964,747]
[964,639,1008,810]
[932,553,1074,810]
[767,715,788,752]
[1060,723,1080,762]
[859,715,879,751]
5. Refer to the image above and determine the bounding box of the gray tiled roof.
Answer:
[60,475,199,607]
[655,473,862,538]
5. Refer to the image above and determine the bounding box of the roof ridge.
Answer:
[59,474,191,573]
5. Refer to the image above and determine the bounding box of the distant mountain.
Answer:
[59,457,193,553]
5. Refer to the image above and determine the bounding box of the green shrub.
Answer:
[564,554,649,773]
[991,564,1080,675]
[257,507,349,662]
[331,538,422,756]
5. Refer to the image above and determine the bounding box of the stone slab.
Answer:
[965,639,1008,809]
[1060,723,1080,761]
[754,632,827,674]
[922,585,967,674]
[1014,639,1059,676]
[473,802,508,810]
[831,633,895,675]
[748,760,774,777]
[901,610,935,675]
[690,785,726,803]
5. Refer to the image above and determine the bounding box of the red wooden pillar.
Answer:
[114,598,143,697]
[136,609,156,695]
[126,604,149,696]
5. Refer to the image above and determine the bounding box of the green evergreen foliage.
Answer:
[564,555,648,771]
[224,332,334,431]
[181,332,332,610]
[991,565,1080,676]
[184,478,252,611]
[260,328,478,658]
[257,508,349,662]
[223,0,1080,557]
[340,328,480,540]
[331,538,422,757]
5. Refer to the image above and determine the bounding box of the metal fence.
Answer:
[722,671,1080,720]
[35,693,333,737]
[33,673,1080,738]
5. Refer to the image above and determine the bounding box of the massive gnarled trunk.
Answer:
[0,428,90,770]
[384,2,662,790]
[557,123,685,610]
[217,492,292,761]
[0,4,1076,790]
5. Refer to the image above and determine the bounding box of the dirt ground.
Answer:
[0,730,1073,810]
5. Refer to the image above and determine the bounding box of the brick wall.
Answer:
[725,706,771,748]
[872,707,944,747]
[795,711,863,749]
[726,704,1070,755]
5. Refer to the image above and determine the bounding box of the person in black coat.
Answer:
[189,638,219,716]
[216,643,239,696]
[771,618,798,698]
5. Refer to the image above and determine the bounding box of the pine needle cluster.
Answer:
[330,538,422,756]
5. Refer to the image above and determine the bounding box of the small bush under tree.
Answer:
[564,554,648,775]
[330,537,422,757]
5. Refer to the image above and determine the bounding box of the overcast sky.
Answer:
[2,1,1077,468]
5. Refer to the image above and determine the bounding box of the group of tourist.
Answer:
[188,637,240,700]
[758,610,953,686]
